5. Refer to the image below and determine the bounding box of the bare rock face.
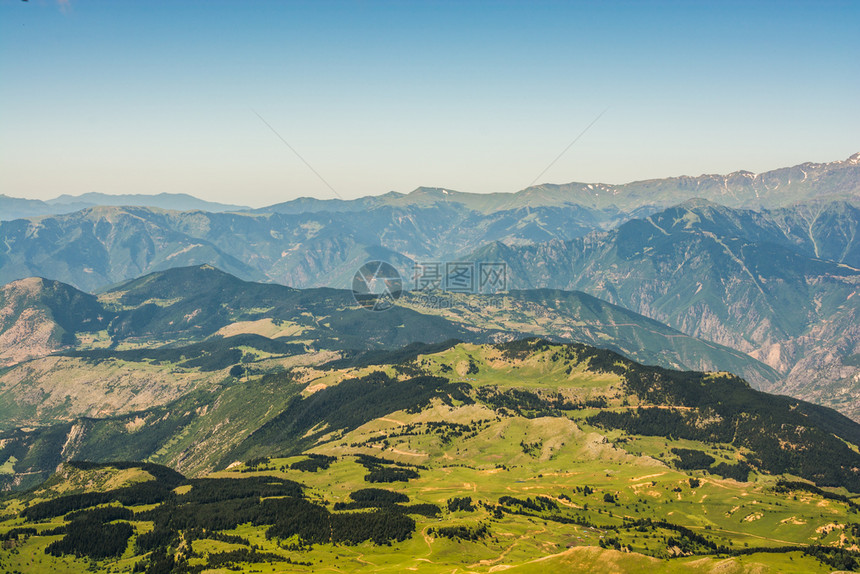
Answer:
[775,305,860,422]
[0,277,109,366]
[1,278,71,365]
[0,303,58,365]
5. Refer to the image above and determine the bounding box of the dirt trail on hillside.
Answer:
[469,527,547,569]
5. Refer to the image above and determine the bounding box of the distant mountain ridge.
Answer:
[3,152,858,223]
[0,192,248,221]
[0,203,618,291]
[260,151,860,214]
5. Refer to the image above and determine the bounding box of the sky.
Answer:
[1,1,858,207]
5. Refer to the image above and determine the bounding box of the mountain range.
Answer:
[0,153,857,291]
[0,192,248,221]
[1,154,857,421]
[0,265,778,435]
[257,151,860,214]
[4,152,857,224]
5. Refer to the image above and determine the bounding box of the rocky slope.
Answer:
[0,277,107,365]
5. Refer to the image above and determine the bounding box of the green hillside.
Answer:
[398,289,780,388]
[1,339,859,573]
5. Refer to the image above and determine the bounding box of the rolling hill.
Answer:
[0,277,107,365]
[0,339,858,573]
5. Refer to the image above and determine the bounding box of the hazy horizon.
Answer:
[2,1,858,207]
[3,149,860,210]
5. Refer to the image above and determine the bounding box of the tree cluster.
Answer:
[447,497,475,512]
[45,507,134,559]
[588,406,860,491]
[430,523,488,541]
[289,454,337,472]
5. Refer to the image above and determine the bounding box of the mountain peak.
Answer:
[109,264,240,291]
[676,197,720,210]
[408,186,456,196]
[4,276,49,294]
[2,275,84,298]
[847,151,860,165]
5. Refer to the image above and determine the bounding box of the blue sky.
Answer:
[1,1,858,206]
